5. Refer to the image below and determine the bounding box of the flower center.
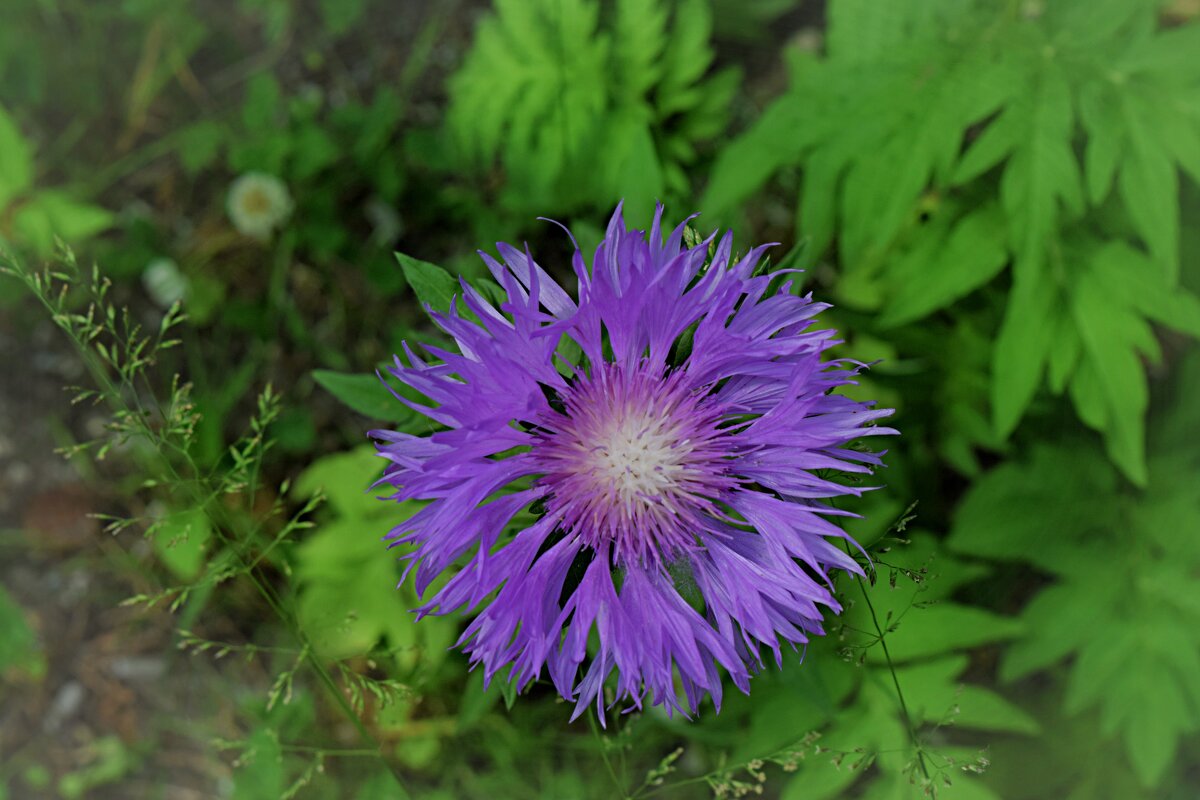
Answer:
[587,408,691,509]
[530,363,735,565]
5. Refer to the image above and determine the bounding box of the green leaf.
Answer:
[896,656,1040,734]
[151,508,212,581]
[1070,270,1150,485]
[396,253,458,313]
[613,0,668,103]
[1000,568,1123,681]
[232,728,284,800]
[950,423,1200,788]
[873,604,1023,664]
[1117,95,1179,279]
[176,120,225,176]
[991,268,1059,439]
[241,73,282,131]
[313,369,414,424]
[702,92,812,218]
[881,203,1008,327]
[602,113,665,224]
[10,190,114,254]
[997,62,1083,266]
[293,445,385,518]
[0,584,44,679]
[950,442,1120,568]
[1078,83,1122,204]
[655,0,715,115]
[318,0,369,35]
[0,105,33,209]
[293,448,456,671]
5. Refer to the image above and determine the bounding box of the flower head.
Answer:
[373,205,895,722]
[226,172,292,240]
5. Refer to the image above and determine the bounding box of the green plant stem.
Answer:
[853,569,932,783]
[588,712,629,799]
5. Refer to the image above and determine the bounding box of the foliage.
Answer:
[448,0,737,222]
[704,0,1200,485]
[3,0,1199,797]
[950,351,1200,788]
[0,105,114,254]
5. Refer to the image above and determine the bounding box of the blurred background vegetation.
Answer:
[1,0,1198,798]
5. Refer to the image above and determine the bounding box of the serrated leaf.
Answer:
[881,203,1008,326]
[1079,83,1122,203]
[1070,270,1150,485]
[1088,240,1200,337]
[949,443,1120,568]
[602,113,665,224]
[1118,20,1200,81]
[896,656,1040,734]
[313,369,414,424]
[991,269,1059,438]
[998,62,1083,265]
[613,0,667,102]
[655,0,715,115]
[1000,571,1123,681]
[702,92,814,218]
[1118,96,1179,279]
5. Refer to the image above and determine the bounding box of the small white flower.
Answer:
[226,172,293,240]
[142,258,188,309]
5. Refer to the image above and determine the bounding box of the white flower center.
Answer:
[586,411,690,507]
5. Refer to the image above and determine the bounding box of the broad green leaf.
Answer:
[1045,308,1081,394]
[294,445,385,518]
[0,105,33,209]
[241,73,282,131]
[780,756,859,800]
[231,728,283,800]
[396,253,458,313]
[312,369,414,424]
[152,508,212,580]
[795,148,843,268]
[1000,570,1123,682]
[1118,20,1200,81]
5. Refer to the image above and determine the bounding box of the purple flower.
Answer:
[372,205,895,722]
